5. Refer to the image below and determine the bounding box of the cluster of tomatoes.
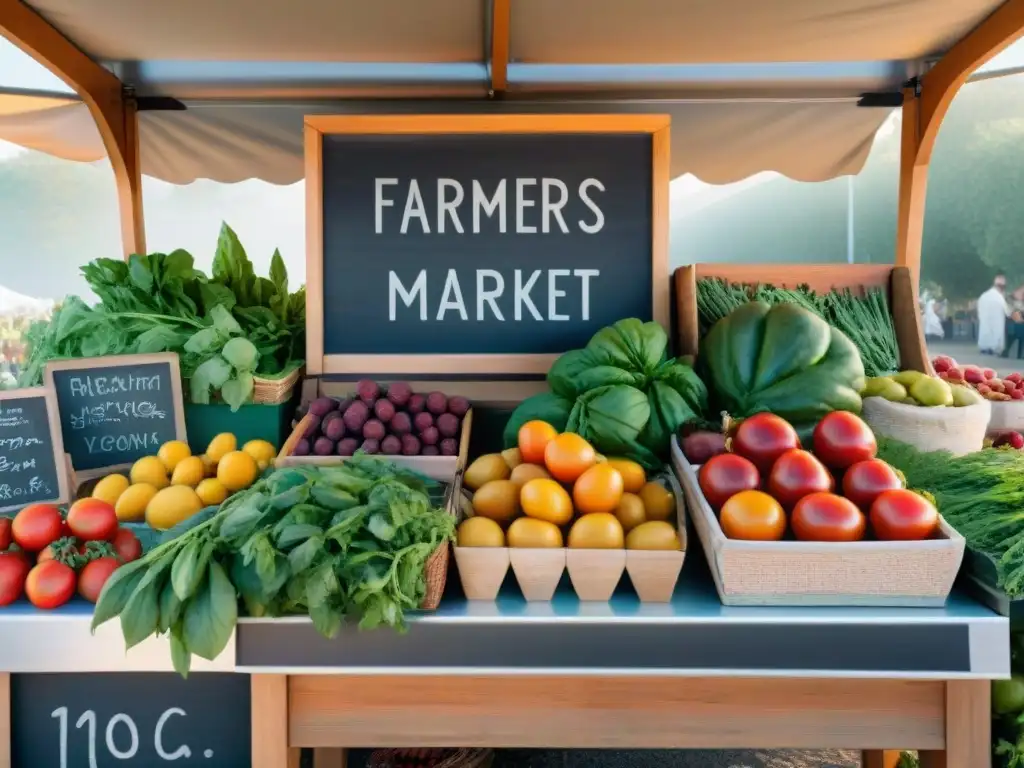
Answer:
[0,499,141,609]
[697,411,939,542]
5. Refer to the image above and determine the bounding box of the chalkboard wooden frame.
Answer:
[0,386,71,512]
[303,114,671,376]
[44,353,188,481]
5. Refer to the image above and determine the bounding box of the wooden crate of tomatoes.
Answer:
[672,411,965,607]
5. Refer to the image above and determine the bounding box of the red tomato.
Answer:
[111,528,142,563]
[791,492,866,542]
[77,557,120,603]
[0,551,30,606]
[732,413,801,474]
[767,449,834,510]
[698,454,760,511]
[67,498,118,542]
[812,411,877,470]
[24,560,76,609]
[12,504,63,552]
[870,489,940,541]
[842,459,904,511]
[0,518,11,550]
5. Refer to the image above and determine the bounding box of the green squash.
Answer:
[699,301,865,436]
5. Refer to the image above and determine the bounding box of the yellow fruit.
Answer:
[613,492,646,532]
[145,485,203,531]
[572,464,624,515]
[206,433,238,464]
[114,483,158,522]
[457,517,506,547]
[509,463,552,487]
[464,454,511,491]
[243,439,277,471]
[520,478,573,526]
[626,521,681,551]
[157,440,191,472]
[200,454,217,478]
[639,481,675,522]
[567,513,625,549]
[501,447,523,470]
[196,478,229,507]
[171,456,205,487]
[217,450,259,492]
[507,518,563,548]
[130,456,168,489]
[92,474,129,506]
[471,480,520,524]
[605,459,646,494]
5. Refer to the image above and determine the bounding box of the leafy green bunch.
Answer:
[91,456,455,676]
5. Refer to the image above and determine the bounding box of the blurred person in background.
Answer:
[1002,286,1024,359]
[978,272,1010,355]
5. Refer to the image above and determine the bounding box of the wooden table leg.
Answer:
[862,750,901,768]
[313,748,347,768]
[252,674,301,768]
[0,673,9,768]
[920,680,991,768]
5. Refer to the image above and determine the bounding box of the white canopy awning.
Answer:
[0,0,1011,184]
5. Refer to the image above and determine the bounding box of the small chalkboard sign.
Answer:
[0,387,70,512]
[45,354,187,475]
[11,672,251,768]
[304,114,671,376]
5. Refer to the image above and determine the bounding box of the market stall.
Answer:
[1,2,1024,768]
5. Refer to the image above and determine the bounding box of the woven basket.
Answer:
[368,749,493,768]
[252,365,301,405]
[861,396,990,456]
[421,540,450,610]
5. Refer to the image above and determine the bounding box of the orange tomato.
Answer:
[518,421,558,464]
[520,478,574,526]
[572,464,624,515]
[719,490,786,541]
[543,433,596,483]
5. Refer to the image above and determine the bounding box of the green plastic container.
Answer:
[184,401,295,455]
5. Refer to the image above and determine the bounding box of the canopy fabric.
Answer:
[0,99,888,184]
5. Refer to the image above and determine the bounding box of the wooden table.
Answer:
[240,582,1006,768]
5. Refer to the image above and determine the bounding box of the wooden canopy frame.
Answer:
[2,0,1024,274]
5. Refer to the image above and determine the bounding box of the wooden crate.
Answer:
[671,437,964,607]
[673,264,930,374]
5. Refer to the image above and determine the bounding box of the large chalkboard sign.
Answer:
[305,114,671,375]
[45,354,187,474]
[0,387,70,512]
[11,672,251,768]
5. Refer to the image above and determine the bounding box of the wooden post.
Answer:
[0,673,9,768]
[251,674,301,768]
[489,0,511,95]
[313,748,348,768]
[895,0,1024,280]
[862,751,901,768]
[919,680,991,768]
[0,0,145,258]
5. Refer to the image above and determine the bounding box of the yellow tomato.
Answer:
[567,513,625,549]
[720,490,786,541]
[457,517,506,547]
[217,450,258,492]
[605,459,646,493]
[572,464,624,515]
[130,456,168,489]
[613,492,646,532]
[518,421,558,465]
[92,474,129,506]
[625,521,681,550]
[507,518,563,548]
[520,478,573,526]
[543,433,597,483]
[639,481,675,522]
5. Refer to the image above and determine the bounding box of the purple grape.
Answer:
[421,444,440,456]
[407,394,426,414]
[413,412,434,433]
[390,412,412,435]
[374,399,396,423]
[308,397,338,417]
[426,391,448,415]
[323,415,346,442]
[336,437,359,456]
[342,401,369,432]
[313,436,335,456]
[439,438,458,456]
[420,426,439,446]
[381,435,402,455]
[401,434,421,455]
[363,419,386,441]
[447,396,470,417]
[293,438,311,456]
[387,381,413,407]
[302,415,321,439]
[360,439,380,455]
[356,379,380,405]
[436,413,460,438]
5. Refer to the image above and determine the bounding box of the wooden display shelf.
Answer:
[250,675,988,768]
